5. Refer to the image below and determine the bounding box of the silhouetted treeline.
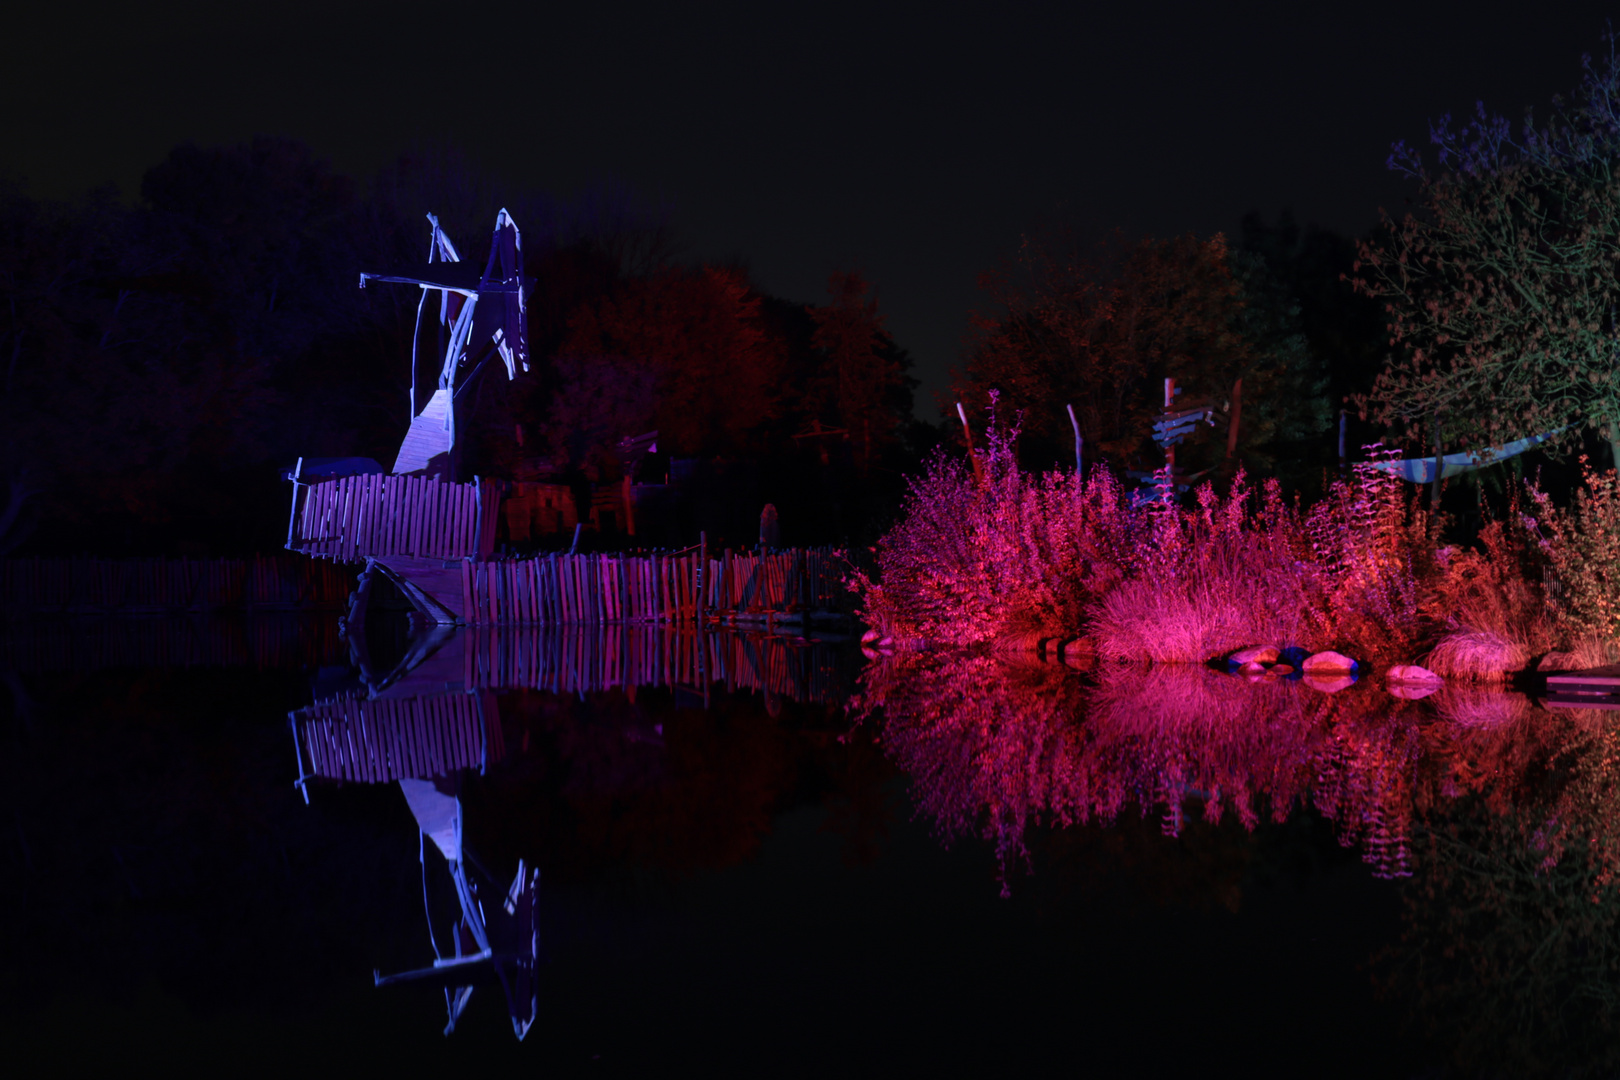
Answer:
[952,213,1387,499]
[0,139,933,556]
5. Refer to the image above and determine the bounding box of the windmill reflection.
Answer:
[290,621,858,1038]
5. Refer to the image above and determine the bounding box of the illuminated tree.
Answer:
[1355,35,1620,466]
[562,265,787,456]
[956,231,1328,472]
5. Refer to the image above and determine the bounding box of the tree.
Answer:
[806,270,907,469]
[1354,34,1620,467]
[560,265,787,457]
[957,230,1329,474]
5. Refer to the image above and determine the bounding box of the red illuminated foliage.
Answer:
[562,265,788,457]
[857,412,1442,664]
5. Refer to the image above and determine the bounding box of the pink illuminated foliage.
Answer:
[854,408,1439,664]
[854,653,1432,893]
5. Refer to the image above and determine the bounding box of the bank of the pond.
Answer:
[855,432,1620,684]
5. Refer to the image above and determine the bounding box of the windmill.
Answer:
[361,210,530,477]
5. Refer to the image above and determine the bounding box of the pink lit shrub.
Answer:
[858,417,1440,664]
[853,420,1143,649]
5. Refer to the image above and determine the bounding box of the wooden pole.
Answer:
[1338,409,1348,479]
[1431,418,1443,518]
[956,402,984,486]
[1163,378,1176,483]
[1066,404,1082,479]
[1225,378,1242,460]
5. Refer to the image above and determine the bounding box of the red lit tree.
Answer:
[562,265,787,456]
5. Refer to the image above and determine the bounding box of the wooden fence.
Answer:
[0,613,349,673]
[294,689,502,783]
[459,624,858,705]
[458,547,850,625]
[0,556,352,613]
[290,474,498,563]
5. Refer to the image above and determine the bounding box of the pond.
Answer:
[2,613,1614,1075]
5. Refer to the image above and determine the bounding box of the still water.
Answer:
[3,614,1615,1075]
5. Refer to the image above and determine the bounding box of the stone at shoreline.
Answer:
[1302,672,1356,693]
[1390,682,1441,701]
[1386,663,1443,685]
[1230,645,1280,665]
[1239,660,1268,675]
[1538,650,1577,672]
[1060,638,1096,670]
[1303,650,1358,674]
[861,627,883,645]
[1270,664,1295,675]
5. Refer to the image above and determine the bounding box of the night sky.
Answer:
[5,1,1615,409]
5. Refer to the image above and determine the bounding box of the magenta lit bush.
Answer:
[858,420,1439,664]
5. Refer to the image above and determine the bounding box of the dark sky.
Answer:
[4,1,1615,409]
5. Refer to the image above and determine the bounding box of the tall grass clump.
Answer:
[858,416,1446,663]
[854,418,1144,648]
[1421,511,1556,681]
[1092,449,1441,664]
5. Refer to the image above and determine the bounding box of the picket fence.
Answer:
[289,474,497,562]
[459,547,849,625]
[294,689,501,784]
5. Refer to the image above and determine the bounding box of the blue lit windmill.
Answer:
[361,210,530,478]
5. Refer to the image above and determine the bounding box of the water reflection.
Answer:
[856,655,1426,885]
[289,622,860,1039]
[858,648,1620,1072]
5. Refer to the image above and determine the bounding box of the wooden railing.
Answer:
[289,474,499,563]
[294,689,501,783]
[461,624,858,705]
[460,547,850,625]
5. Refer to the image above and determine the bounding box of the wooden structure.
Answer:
[293,689,502,784]
[288,473,499,563]
[1545,665,1620,709]
[287,471,850,627]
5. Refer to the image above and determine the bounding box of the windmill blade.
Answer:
[479,209,528,376]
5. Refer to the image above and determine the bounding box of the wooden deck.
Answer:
[1545,664,1620,709]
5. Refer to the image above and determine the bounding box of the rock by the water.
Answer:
[1277,646,1310,668]
[1230,645,1280,665]
[1386,664,1443,685]
[861,627,883,645]
[1060,638,1096,670]
[1538,651,1577,672]
[1390,682,1441,701]
[1271,664,1295,675]
[1303,650,1358,674]
[1302,671,1356,693]
[1239,660,1268,675]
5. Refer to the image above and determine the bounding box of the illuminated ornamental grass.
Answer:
[856,420,1620,674]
